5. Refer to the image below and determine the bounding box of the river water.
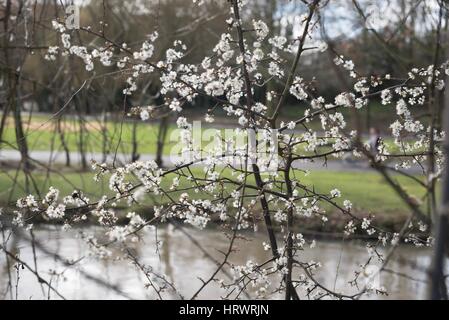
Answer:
[0,224,434,300]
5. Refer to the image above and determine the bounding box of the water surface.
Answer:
[0,225,433,300]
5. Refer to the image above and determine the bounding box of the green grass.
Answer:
[0,168,427,218]
[299,171,427,216]
[3,114,411,159]
[2,116,256,156]
[2,117,179,155]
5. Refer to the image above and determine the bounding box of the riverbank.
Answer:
[0,168,428,235]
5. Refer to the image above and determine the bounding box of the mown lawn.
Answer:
[0,168,427,218]
[2,116,178,155]
[2,114,410,157]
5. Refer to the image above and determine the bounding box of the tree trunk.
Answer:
[429,46,449,300]
[155,115,169,167]
[2,0,30,172]
[131,119,139,162]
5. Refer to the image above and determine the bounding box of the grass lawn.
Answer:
[1,116,179,155]
[0,168,427,218]
[299,171,427,216]
[2,113,411,158]
[1,113,430,226]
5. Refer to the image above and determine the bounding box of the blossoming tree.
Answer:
[1,0,449,300]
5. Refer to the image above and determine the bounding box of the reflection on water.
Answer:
[0,225,433,300]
